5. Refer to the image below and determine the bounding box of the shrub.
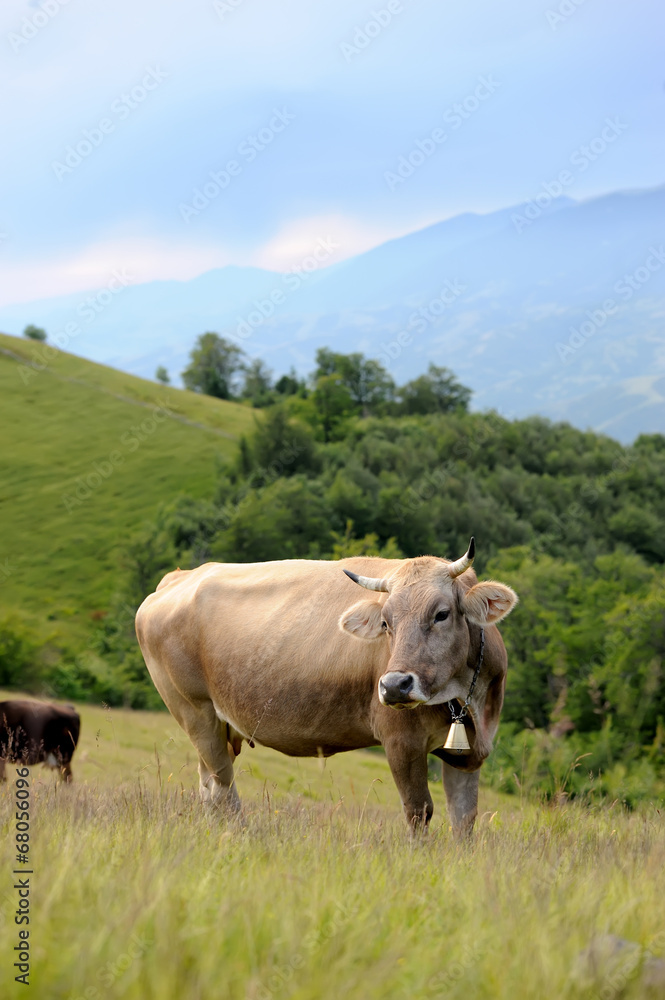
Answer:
[0,616,43,689]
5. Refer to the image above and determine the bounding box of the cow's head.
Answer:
[339,538,517,718]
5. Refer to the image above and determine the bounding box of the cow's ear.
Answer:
[339,599,385,640]
[460,581,518,626]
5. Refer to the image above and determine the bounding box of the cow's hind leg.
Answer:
[186,701,240,817]
[44,752,72,782]
[161,691,240,816]
[143,657,240,817]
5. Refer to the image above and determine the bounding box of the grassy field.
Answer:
[0,333,253,644]
[1,334,664,996]
[1,694,664,999]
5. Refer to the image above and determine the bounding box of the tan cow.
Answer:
[135,539,517,834]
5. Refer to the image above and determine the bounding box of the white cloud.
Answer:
[0,236,236,306]
[251,214,414,271]
[0,215,420,306]
[0,208,489,307]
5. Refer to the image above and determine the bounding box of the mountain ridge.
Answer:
[2,185,664,442]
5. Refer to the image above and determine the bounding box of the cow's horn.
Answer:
[447,537,476,578]
[343,569,391,592]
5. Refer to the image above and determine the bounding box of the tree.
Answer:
[241,358,273,407]
[182,333,245,399]
[214,477,333,562]
[600,577,665,741]
[312,373,355,441]
[23,324,46,341]
[0,615,42,688]
[275,367,306,397]
[608,505,665,562]
[314,347,344,379]
[313,348,394,414]
[345,356,394,413]
[247,405,319,479]
[330,521,403,559]
[155,365,170,385]
[398,364,471,415]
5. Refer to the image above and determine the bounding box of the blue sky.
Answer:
[1,0,663,306]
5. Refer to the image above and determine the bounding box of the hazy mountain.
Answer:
[2,186,663,443]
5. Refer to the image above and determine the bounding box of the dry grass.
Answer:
[1,697,664,999]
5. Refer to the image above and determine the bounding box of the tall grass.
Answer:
[1,699,664,998]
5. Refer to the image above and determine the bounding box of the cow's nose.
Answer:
[379,672,415,705]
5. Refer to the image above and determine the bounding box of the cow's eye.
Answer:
[434,610,449,623]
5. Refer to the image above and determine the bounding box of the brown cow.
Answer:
[0,700,80,782]
[135,539,517,834]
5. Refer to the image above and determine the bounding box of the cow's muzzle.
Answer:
[378,672,427,709]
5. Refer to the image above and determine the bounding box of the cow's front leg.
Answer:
[443,763,479,838]
[0,757,5,782]
[383,739,433,832]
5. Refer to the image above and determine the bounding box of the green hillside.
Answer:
[0,332,253,644]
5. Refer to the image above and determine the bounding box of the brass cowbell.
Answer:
[443,719,471,755]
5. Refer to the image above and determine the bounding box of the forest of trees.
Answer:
[9,337,665,804]
[177,332,472,435]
